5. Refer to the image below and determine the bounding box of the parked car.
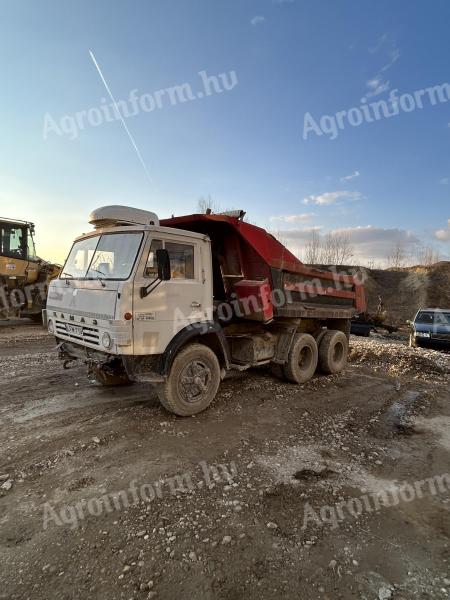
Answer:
[408,308,450,348]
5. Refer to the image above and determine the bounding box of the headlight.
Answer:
[48,319,55,334]
[102,332,112,348]
[415,331,430,338]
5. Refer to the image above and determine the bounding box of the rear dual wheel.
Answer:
[284,333,318,384]
[318,330,349,374]
[271,329,349,384]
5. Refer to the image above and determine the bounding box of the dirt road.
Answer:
[0,323,449,599]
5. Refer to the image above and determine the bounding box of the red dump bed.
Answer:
[161,213,366,316]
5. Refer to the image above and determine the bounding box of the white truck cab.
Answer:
[45,206,226,415]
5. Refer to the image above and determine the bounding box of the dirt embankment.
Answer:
[315,261,450,325]
[363,262,450,323]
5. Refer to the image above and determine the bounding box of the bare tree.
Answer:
[416,244,440,266]
[387,243,407,269]
[317,232,354,265]
[304,229,321,264]
[331,233,354,265]
[366,258,380,270]
[197,195,220,214]
[318,233,333,264]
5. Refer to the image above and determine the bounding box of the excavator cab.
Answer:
[0,218,59,320]
[0,219,37,269]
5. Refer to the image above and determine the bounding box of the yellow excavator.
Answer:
[0,217,60,321]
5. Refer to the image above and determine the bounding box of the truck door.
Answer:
[133,235,212,355]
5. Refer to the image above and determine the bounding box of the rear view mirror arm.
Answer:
[140,278,163,299]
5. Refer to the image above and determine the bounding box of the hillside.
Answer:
[313,261,450,325]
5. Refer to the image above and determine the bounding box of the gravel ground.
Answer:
[0,323,449,600]
[350,335,450,380]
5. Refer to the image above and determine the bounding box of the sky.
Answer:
[0,0,449,266]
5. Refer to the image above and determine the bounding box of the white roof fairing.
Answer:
[89,206,160,228]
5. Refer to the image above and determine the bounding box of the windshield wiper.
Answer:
[90,268,107,287]
[62,271,73,278]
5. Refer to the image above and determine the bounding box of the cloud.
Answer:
[340,170,360,182]
[435,219,450,241]
[365,78,391,98]
[250,15,265,26]
[270,213,315,223]
[439,178,449,185]
[368,33,389,54]
[279,225,420,263]
[365,34,400,98]
[303,190,362,206]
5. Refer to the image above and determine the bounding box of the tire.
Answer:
[283,333,318,384]
[29,313,43,324]
[157,343,221,416]
[92,361,131,386]
[318,330,348,374]
[270,362,285,380]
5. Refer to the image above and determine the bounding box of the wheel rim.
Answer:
[298,346,313,371]
[332,341,344,363]
[178,359,212,404]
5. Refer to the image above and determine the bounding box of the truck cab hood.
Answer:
[47,279,120,321]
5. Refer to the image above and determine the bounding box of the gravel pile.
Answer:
[349,335,450,380]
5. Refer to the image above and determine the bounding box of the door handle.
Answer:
[191,301,201,308]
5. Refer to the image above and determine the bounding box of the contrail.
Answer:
[88,50,154,187]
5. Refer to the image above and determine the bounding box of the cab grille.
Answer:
[55,320,100,346]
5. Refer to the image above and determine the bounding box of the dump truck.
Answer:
[0,217,60,321]
[45,206,366,415]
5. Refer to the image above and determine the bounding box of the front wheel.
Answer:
[157,343,221,416]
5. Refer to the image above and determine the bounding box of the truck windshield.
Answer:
[61,233,143,280]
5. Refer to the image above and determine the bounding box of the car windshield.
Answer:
[434,311,450,326]
[415,311,450,326]
[61,233,143,280]
[415,311,434,324]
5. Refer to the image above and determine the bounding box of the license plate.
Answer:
[66,324,83,336]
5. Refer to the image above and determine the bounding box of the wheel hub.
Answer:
[179,360,212,403]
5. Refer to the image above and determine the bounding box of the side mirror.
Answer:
[156,248,171,281]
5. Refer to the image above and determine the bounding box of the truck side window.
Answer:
[144,239,163,278]
[165,242,194,279]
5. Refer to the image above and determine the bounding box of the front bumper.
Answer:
[44,309,132,354]
[414,331,450,347]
